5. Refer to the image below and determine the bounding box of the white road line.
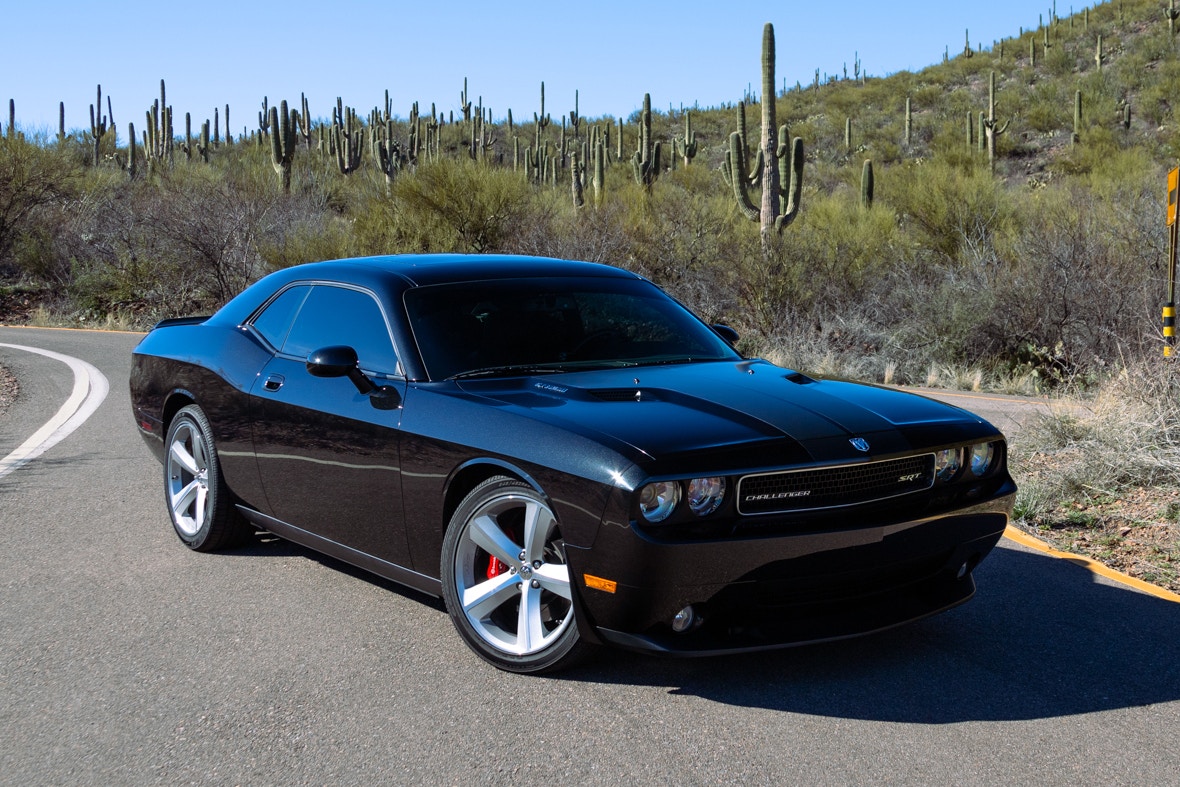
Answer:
[0,343,110,481]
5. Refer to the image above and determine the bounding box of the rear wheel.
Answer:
[164,404,247,552]
[441,476,587,673]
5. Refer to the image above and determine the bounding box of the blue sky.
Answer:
[6,1,1092,138]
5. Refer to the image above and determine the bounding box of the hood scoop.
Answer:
[588,388,651,402]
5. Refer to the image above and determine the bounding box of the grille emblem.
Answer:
[849,437,871,452]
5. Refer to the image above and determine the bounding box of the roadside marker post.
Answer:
[1166,167,1178,357]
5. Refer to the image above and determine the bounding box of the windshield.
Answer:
[404,276,741,380]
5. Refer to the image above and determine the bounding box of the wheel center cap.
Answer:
[519,564,532,578]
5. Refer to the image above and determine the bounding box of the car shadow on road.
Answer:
[567,543,1180,723]
[228,529,449,612]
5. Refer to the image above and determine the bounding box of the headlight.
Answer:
[639,481,680,522]
[687,477,726,516]
[969,442,996,476]
[934,448,962,482]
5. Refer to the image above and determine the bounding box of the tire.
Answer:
[441,476,588,673]
[164,404,247,552]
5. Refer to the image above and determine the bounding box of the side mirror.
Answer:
[307,345,376,394]
[711,324,740,346]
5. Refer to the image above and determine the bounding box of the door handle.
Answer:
[263,374,285,392]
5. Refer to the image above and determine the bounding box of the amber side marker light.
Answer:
[584,574,617,594]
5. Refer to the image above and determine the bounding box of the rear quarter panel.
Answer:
[131,323,274,511]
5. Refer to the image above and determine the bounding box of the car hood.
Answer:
[454,360,997,468]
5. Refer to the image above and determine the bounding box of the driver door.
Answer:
[248,283,410,567]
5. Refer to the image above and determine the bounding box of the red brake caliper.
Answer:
[486,523,517,578]
[487,555,509,578]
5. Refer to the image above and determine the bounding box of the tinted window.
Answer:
[282,285,399,374]
[251,285,311,350]
[404,276,740,379]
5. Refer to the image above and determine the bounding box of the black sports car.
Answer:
[130,254,1016,673]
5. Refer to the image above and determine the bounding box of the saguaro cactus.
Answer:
[270,100,296,192]
[199,121,210,163]
[728,23,804,251]
[592,138,605,206]
[144,80,174,171]
[571,150,584,208]
[677,111,698,166]
[631,93,661,187]
[124,122,137,180]
[89,85,108,165]
[983,71,1010,174]
[535,82,551,132]
[861,159,874,208]
[332,100,363,175]
[904,97,912,146]
[721,102,762,189]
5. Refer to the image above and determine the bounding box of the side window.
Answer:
[251,285,311,351]
[282,285,400,374]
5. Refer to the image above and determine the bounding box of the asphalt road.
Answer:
[2,326,1178,786]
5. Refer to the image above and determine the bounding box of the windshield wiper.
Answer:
[449,364,568,380]
[634,356,700,366]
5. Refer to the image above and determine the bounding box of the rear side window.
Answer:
[280,285,399,374]
[251,285,311,351]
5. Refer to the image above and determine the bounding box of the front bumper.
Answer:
[564,484,1014,655]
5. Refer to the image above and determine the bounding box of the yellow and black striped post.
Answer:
[1167,168,1179,357]
[1166,303,1176,358]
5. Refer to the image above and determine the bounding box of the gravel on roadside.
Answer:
[0,363,18,415]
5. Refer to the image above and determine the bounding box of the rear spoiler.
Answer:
[149,315,211,331]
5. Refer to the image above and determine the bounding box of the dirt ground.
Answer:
[1013,480,1180,594]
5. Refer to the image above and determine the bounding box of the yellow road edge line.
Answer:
[1003,525,1180,603]
[0,324,146,336]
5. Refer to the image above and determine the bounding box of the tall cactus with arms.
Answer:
[729,23,803,252]
[270,100,296,192]
[631,93,661,187]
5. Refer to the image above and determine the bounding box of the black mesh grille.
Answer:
[737,454,935,515]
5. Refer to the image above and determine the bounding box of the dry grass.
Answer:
[1011,363,1180,592]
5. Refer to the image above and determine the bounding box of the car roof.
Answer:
[289,254,642,288]
[207,253,648,331]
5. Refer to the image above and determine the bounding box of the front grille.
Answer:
[737,454,935,515]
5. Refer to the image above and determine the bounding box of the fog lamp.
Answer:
[672,605,696,633]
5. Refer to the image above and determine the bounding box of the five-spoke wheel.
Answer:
[164,404,245,551]
[442,476,587,673]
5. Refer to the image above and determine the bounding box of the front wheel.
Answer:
[164,404,247,552]
[441,476,588,673]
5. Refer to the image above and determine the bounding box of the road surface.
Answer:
[1,326,1178,785]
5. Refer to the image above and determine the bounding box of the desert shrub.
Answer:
[988,184,1160,373]
[883,159,1015,260]
[0,134,82,269]
[1023,82,1070,133]
[257,214,359,271]
[726,189,904,340]
[357,158,532,253]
